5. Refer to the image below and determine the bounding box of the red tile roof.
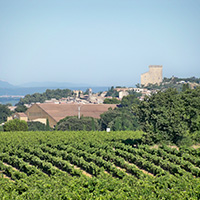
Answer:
[37,103,117,122]
[17,112,28,117]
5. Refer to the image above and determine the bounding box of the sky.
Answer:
[0,0,200,87]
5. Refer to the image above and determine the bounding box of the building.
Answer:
[7,112,28,122]
[73,90,83,98]
[141,65,163,86]
[26,103,117,127]
[114,88,134,92]
[119,91,129,99]
[8,106,17,111]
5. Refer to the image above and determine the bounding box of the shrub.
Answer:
[27,121,46,131]
[176,136,193,147]
[3,119,28,131]
[57,116,99,131]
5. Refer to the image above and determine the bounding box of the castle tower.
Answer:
[141,65,163,86]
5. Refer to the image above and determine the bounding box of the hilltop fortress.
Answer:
[141,65,163,86]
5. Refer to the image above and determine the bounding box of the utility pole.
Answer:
[78,105,81,119]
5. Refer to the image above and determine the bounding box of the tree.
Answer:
[91,118,95,131]
[180,87,200,133]
[15,105,27,112]
[105,87,119,97]
[99,109,120,130]
[182,83,190,92]
[136,89,183,144]
[46,119,50,131]
[3,119,28,131]
[0,126,3,131]
[27,121,46,131]
[83,88,90,95]
[0,104,12,124]
[57,116,99,131]
[135,87,200,145]
[100,93,142,131]
[135,83,140,88]
[103,98,121,104]
[121,94,140,108]
[99,107,140,131]
[16,88,73,105]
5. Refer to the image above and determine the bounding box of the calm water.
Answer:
[0,86,110,105]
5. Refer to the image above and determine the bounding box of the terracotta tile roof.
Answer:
[17,112,28,117]
[38,103,117,122]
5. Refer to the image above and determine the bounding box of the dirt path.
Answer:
[125,161,155,177]
[3,162,20,172]
[0,169,15,182]
[192,144,200,149]
[69,164,92,178]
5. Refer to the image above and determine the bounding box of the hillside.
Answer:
[16,88,73,106]
[143,76,200,91]
[0,80,15,88]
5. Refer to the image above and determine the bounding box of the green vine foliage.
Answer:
[0,131,200,199]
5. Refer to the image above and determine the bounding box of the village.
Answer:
[4,65,200,128]
[6,65,160,127]
[6,86,153,128]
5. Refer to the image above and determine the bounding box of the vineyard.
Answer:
[1,131,200,199]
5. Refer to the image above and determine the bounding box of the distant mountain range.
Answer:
[0,80,15,88]
[18,81,90,88]
[0,80,93,89]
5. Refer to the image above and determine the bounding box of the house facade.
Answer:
[7,112,28,122]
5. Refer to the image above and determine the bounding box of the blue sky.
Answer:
[0,0,200,86]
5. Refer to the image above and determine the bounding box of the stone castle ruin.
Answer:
[141,65,163,86]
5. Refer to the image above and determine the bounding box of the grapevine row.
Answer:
[41,144,128,179]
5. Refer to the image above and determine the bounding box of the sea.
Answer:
[0,86,110,105]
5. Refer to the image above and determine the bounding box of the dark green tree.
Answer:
[83,88,90,95]
[0,104,12,124]
[105,87,119,97]
[57,116,99,131]
[27,121,46,131]
[100,93,142,131]
[15,105,27,112]
[103,98,121,104]
[99,109,120,130]
[135,83,140,88]
[180,87,200,133]
[135,87,200,145]
[121,94,140,108]
[182,83,190,92]
[91,118,95,131]
[16,89,73,105]
[46,119,50,131]
[100,107,140,131]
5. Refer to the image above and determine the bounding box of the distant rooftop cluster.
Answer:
[4,64,200,129]
[6,86,154,127]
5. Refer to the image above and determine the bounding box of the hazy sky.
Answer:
[0,0,200,86]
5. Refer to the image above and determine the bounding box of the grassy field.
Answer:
[1,130,200,199]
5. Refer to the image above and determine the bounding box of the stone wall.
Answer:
[141,65,163,86]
